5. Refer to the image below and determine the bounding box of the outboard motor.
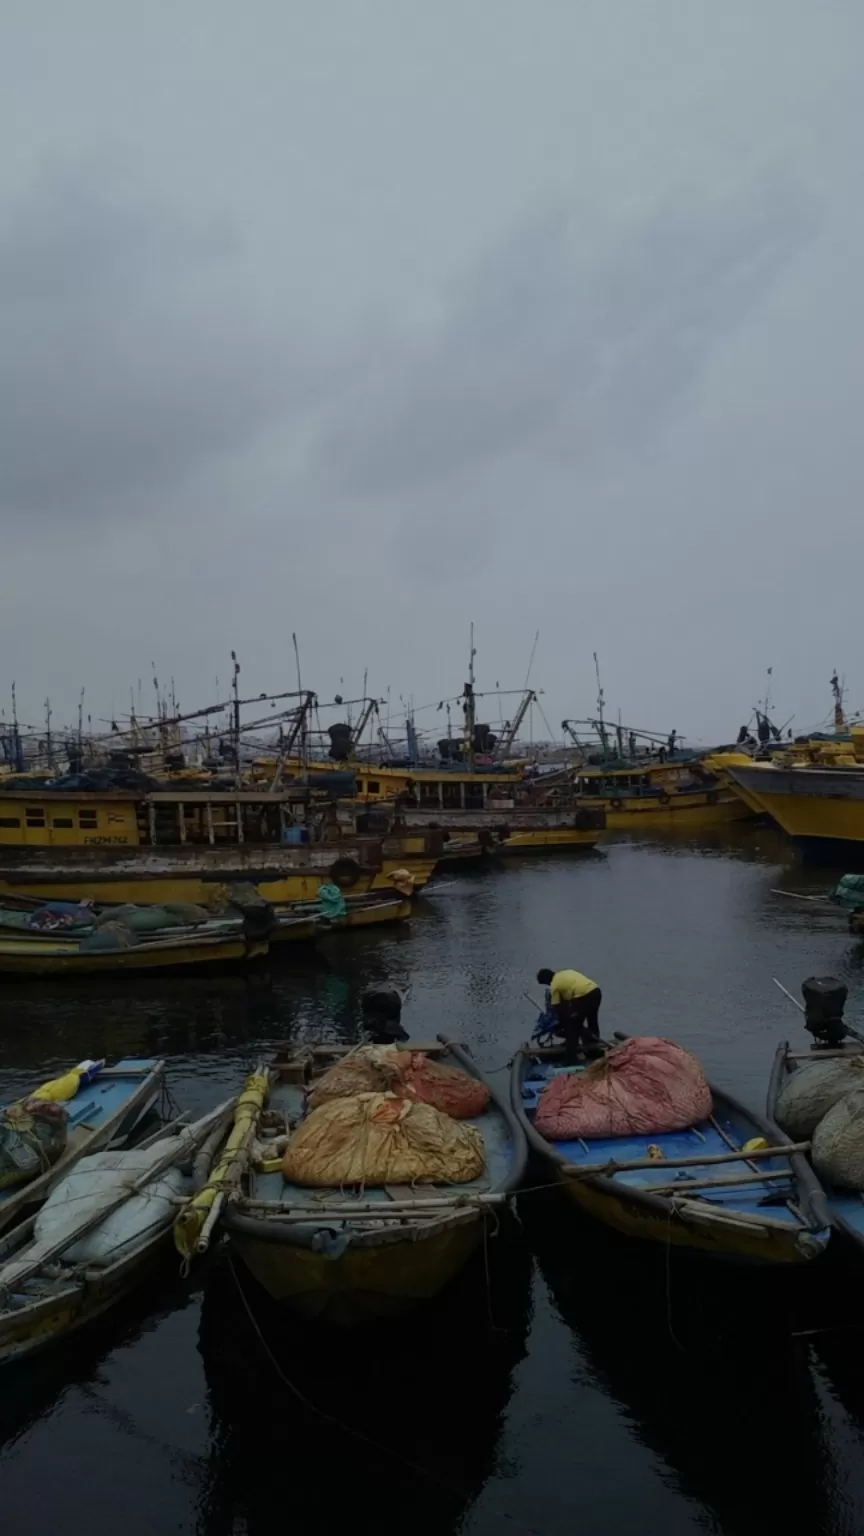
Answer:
[802,975,849,1048]
[361,985,408,1043]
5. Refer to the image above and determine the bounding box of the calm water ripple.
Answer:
[3,828,864,1534]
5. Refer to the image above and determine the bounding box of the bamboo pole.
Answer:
[561,1141,810,1177]
[670,1199,799,1234]
[645,1169,794,1195]
[710,1114,760,1175]
[234,1192,505,1218]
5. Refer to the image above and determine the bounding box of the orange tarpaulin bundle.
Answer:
[535,1038,712,1141]
[308,1047,489,1120]
[282,1092,485,1187]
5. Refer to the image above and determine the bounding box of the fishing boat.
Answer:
[0,784,441,906]
[0,1058,165,1235]
[727,758,864,856]
[511,1039,830,1262]
[218,1038,527,1324]
[270,892,412,943]
[0,928,268,977]
[766,1039,864,1254]
[0,1098,233,1365]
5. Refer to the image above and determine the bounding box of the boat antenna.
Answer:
[44,697,53,771]
[78,687,85,763]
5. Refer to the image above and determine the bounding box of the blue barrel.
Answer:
[281,826,310,845]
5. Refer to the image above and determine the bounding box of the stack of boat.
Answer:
[13,995,864,1364]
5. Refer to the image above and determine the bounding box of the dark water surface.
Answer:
[4,828,864,1534]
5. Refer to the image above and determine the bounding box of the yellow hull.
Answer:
[0,857,436,908]
[0,935,267,976]
[582,794,752,831]
[337,898,412,929]
[229,1214,481,1324]
[728,765,864,846]
[740,794,864,844]
[498,828,600,852]
[270,898,412,944]
[557,1170,815,1263]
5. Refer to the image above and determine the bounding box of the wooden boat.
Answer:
[767,1040,864,1253]
[0,1099,233,1364]
[221,1038,528,1324]
[511,1040,830,1262]
[0,929,268,976]
[0,1058,165,1234]
[271,892,412,942]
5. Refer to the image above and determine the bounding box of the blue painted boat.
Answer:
[512,1038,831,1263]
[767,1040,864,1253]
[0,1058,165,1235]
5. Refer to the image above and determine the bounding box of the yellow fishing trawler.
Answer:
[0,786,440,905]
[721,679,864,849]
[559,682,755,829]
[727,745,864,854]
[266,687,603,852]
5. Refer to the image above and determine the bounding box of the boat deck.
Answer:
[253,1066,515,1212]
[521,1059,811,1231]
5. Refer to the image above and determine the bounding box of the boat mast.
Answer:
[593,652,609,755]
[831,671,846,733]
[231,650,241,784]
[292,633,307,771]
[44,698,53,771]
[464,622,477,771]
[10,682,22,772]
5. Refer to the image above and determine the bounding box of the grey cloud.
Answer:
[312,177,817,499]
[0,173,318,516]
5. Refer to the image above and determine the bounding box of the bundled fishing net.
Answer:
[812,1088,864,1189]
[282,1092,485,1187]
[774,1057,864,1140]
[308,1047,489,1120]
[0,1099,68,1190]
[534,1037,712,1141]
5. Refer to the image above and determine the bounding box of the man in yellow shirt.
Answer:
[536,967,602,1056]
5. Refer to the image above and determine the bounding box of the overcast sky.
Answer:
[1,2,861,747]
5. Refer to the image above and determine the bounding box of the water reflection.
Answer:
[196,1234,532,1536]
[5,836,864,1534]
[524,1189,838,1535]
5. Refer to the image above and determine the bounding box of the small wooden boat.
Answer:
[0,1058,165,1235]
[767,1040,864,1253]
[0,1099,234,1364]
[0,929,267,976]
[221,1038,528,1324]
[268,893,411,945]
[512,1039,830,1263]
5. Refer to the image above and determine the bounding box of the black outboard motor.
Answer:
[802,975,849,1048]
[360,985,408,1043]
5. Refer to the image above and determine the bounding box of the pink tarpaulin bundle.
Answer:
[534,1037,712,1141]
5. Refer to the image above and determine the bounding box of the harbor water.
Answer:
[3,827,864,1534]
